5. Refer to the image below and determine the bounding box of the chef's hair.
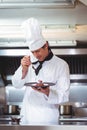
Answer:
[42,41,51,51]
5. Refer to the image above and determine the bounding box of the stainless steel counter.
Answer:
[0,116,87,130]
[0,125,87,130]
[1,115,87,125]
[59,115,87,125]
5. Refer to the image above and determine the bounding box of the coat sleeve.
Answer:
[47,62,70,104]
[12,65,26,88]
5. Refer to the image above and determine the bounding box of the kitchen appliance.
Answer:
[59,116,87,125]
[59,109,87,125]
[0,0,77,9]
[59,102,87,125]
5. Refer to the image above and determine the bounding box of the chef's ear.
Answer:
[42,41,48,49]
[45,41,49,48]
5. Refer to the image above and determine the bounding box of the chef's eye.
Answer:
[32,48,40,53]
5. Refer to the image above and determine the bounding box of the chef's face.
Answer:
[31,42,49,61]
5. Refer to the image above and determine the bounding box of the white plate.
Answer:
[24,82,55,88]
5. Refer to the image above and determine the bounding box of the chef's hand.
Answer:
[32,80,50,96]
[21,56,31,79]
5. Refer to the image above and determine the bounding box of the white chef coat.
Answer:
[12,55,70,125]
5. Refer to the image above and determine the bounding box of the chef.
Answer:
[12,17,70,125]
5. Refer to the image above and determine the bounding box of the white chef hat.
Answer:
[21,17,46,51]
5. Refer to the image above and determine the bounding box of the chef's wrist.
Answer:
[21,66,28,79]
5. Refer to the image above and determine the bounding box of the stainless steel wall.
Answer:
[70,83,87,103]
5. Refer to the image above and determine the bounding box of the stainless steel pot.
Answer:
[3,105,20,115]
[59,101,87,108]
[59,101,87,117]
[59,105,73,116]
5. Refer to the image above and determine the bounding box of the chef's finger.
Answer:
[21,56,31,66]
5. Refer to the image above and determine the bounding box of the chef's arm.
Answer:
[47,87,70,104]
[12,55,31,88]
[21,56,31,79]
[47,63,70,104]
[21,65,28,79]
[12,65,26,88]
